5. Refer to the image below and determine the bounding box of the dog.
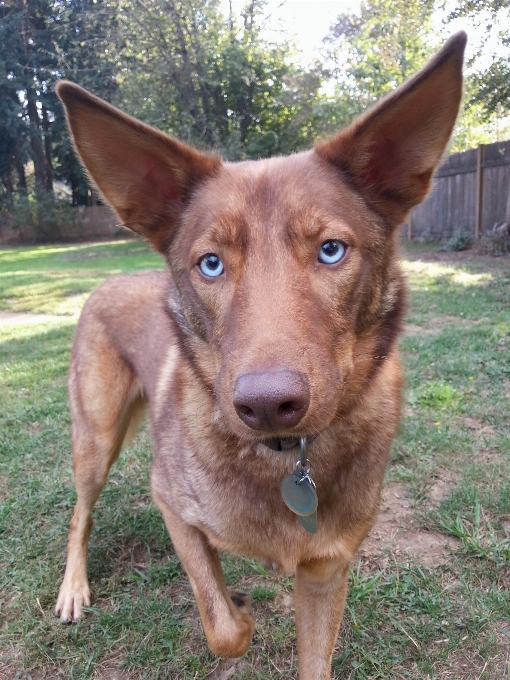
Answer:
[54,32,466,679]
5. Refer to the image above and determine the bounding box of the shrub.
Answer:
[480,222,510,256]
[0,190,77,243]
[440,230,473,252]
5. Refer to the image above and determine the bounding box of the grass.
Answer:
[1,241,509,678]
[0,240,163,315]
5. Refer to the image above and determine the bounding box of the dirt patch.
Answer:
[405,315,491,338]
[430,314,490,327]
[359,482,457,568]
[118,541,149,569]
[0,311,64,325]
[437,650,509,680]
[427,469,458,509]
[404,323,442,337]
[206,658,250,679]
[276,591,294,616]
[0,650,68,680]
[462,417,504,463]
[463,416,497,438]
[475,449,506,465]
[96,659,130,680]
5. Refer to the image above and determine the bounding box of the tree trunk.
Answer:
[16,161,27,192]
[26,88,47,190]
[41,104,54,192]
[2,173,14,204]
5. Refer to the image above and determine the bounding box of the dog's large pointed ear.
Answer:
[315,32,467,227]
[56,81,221,253]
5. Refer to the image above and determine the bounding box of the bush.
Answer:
[480,222,510,256]
[0,190,77,243]
[440,230,473,252]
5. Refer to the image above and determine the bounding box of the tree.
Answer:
[116,0,324,159]
[0,0,119,228]
[0,0,325,240]
[447,0,510,116]
[51,0,119,205]
[323,0,437,115]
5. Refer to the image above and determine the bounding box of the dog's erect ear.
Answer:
[315,32,467,227]
[56,81,221,252]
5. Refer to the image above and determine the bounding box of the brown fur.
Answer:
[54,33,466,679]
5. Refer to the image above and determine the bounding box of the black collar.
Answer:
[261,436,316,452]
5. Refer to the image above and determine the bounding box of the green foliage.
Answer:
[481,225,510,256]
[324,0,437,115]
[447,0,510,117]
[417,380,459,408]
[0,190,78,243]
[440,230,473,252]
[117,0,324,159]
[0,0,327,230]
[0,0,118,201]
[437,499,510,564]
[251,585,277,602]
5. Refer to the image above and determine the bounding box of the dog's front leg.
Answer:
[294,558,349,680]
[153,491,255,658]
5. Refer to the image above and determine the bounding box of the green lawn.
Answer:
[1,241,509,679]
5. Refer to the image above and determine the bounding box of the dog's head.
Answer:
[57,33,466,442]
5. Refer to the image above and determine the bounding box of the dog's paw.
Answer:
[204,590,255,658]
[55,578,90,623]
[229,589,252,615]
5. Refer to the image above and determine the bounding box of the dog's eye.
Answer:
[199,253,224,278]
[318,240,346,265]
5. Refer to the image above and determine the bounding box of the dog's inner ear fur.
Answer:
[315,32,467,227]
[56,81,221,253]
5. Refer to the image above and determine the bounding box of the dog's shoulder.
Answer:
[79,269,168,320]
[74,269,176,373]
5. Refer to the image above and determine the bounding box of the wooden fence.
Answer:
[408,139,510,240]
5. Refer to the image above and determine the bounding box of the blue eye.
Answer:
[318,240,346,265]
[199,253,224,278]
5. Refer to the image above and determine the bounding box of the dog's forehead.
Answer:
[189,151,371,244]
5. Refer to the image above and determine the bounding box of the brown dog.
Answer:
[55,33,466,679]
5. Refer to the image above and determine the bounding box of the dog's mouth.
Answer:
[260,435,317,452]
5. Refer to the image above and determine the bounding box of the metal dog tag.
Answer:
[281,473,317,516]
[297,510,317,534]
[280,438,318,534]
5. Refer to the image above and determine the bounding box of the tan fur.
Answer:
[54,33,466,679]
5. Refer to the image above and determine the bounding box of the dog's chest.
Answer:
[151,438,371,569]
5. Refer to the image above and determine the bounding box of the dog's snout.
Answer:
[233,370,310,431]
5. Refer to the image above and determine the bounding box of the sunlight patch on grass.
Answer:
[451,270,493,287]
[402,260,493,289]
[0,239,135,263]
[0,240,163,314]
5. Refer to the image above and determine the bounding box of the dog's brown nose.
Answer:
[233,370,310,431]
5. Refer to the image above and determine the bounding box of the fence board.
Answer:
[409,139,510,239]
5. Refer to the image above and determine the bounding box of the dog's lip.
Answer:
[259,435,317,452]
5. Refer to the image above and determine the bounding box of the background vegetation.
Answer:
[1,0,509,241]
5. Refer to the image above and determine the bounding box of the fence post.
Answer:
[474,143,485,239]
